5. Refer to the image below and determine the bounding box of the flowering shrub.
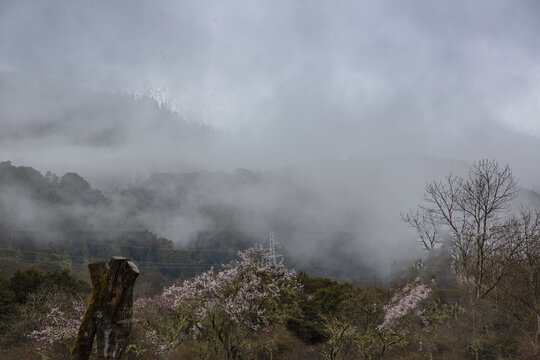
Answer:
[378,277,431,330]
[132,245,302,358]
[318,278,432,359]
[27,297,85,359]
[162,245,300,329]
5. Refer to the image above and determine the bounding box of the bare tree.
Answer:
[496,209,540,354]
[403,159,519,299]
[401,209,440,252]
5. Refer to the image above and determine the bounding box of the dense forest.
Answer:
[0,159,539,359]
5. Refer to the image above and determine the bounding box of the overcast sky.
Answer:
[1,0,540,186]
[2,0,540,275]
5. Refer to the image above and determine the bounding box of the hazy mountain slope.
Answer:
[0,73,213,145]
[1,157,539,280]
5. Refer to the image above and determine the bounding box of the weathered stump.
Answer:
[71,257,139,360]
[71,262,107,359]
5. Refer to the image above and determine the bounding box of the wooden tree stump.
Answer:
[71,257,139,360]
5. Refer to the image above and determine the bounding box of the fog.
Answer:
[1,1,540,276]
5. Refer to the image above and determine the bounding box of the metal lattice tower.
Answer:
[268,231,283,266]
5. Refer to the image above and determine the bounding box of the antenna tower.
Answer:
[268,231,283,266]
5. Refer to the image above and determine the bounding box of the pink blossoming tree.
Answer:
[27,292,85,359]
[320,277,432,360]
[132,245,302,358]
[378,277,432,330]
[375,277,432,358]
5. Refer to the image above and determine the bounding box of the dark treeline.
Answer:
[0,161,377,282]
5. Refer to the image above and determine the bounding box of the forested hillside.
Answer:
[1,160,539,359]
[0,161,252,292]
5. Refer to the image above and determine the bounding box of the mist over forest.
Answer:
[2,1,540,359]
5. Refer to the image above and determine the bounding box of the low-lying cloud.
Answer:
[1,1,540,277]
